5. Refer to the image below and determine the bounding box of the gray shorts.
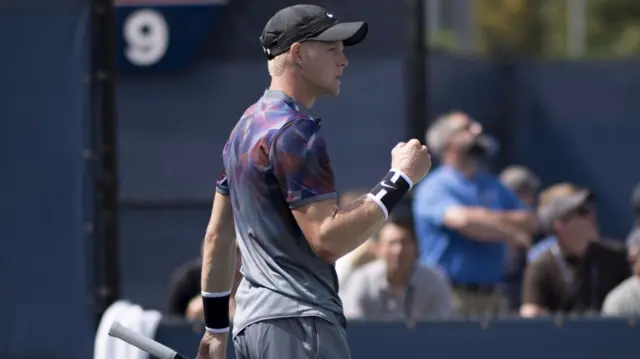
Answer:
[233,317,351,359]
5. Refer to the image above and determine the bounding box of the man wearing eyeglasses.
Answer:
[520,185,630,317]
[413,112,537,316]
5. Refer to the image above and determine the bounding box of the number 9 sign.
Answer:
[123,9,169,67]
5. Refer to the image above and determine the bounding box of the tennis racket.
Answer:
[108,321,189,359]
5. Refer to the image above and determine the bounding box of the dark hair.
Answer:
[167,258,201,316]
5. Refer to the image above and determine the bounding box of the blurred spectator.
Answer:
[520,188,630,317]
[500,165,540,209]
[413,112,536,316]
[341,210,453,322]
[167,246,242,321]
[602,252,640,316]
[335,189,379,288]
[167,257,201,318]
[626,182,640,264]
[500,165,541,310]
[601,182,640,317]
[527,183,596,263]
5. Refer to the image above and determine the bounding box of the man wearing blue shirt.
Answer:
[413,112,537,315]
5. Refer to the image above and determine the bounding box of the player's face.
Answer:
[299,41,348,96]
[378,223,417,275]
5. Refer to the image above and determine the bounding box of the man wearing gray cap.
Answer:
[520,188,630,317]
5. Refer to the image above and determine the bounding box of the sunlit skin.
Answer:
[269,40,349,109]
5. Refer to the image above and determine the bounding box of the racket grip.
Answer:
[108,321,184,359]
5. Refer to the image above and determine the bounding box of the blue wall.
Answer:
[0,0,94,358]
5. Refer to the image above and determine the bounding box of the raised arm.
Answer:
[272,118,431,263]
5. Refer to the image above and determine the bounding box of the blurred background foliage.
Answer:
[430,0,640,58]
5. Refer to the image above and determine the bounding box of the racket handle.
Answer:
[108,321,188,359]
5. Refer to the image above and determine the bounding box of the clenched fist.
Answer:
[391,139,432,184]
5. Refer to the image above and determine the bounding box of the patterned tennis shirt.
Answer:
[216,90,345,336]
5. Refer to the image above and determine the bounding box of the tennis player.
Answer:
[196,5,432,359]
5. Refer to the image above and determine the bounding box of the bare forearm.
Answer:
[201,234,236,292]
[459,222,520,242]
[453,208,523,242]
[317,196,385,262]
[497,211,537,233]
[201,194,237,293]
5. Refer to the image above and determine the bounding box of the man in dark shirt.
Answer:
[520,188,630,316]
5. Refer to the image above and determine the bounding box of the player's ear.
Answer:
[290,42,303,66]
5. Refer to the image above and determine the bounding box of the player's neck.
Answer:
[269,76,317,109]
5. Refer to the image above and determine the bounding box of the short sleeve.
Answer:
[215,142,230,196]
[271,118,337,208]
[412,180,463,227]
[215,168,230,196]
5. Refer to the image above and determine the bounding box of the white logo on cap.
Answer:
[327,13,333,18]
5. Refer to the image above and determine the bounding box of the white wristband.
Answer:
[367,192,389,220]
[205,326,230,334]
[201,290,232,298]
[367,168,413,220]
[390,168,414,189]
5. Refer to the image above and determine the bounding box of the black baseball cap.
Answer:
[259,5,368,60]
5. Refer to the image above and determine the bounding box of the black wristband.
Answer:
[202,291,231,332]
[367,169,413,218]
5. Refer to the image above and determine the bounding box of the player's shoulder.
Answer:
[257,97,318,133]
[271,113,323,150]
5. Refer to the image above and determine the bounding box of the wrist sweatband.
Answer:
[367,169,413,219]
[202,290,231,333]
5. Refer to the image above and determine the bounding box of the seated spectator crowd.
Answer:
[167,112,640,324]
